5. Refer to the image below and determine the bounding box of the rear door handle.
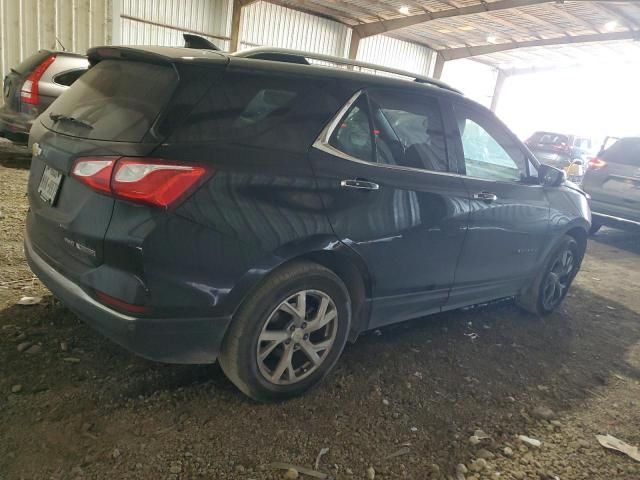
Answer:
[473,191,498,202]
[340,179,380,191]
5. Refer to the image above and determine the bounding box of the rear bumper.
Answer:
[24,232,231,364]
[0,106,33,139]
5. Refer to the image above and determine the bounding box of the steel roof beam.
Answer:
[439,30,640,60]
[352,0,551,38]
[350,0,640,39]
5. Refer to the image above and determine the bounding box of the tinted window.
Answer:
[601,137,640,166]
[54,69,86,86]
[528,132,568,146]
[368,90,447,171]
[329,96,373,162]
[43,60,178,142]
[13,51,51,75]
[170,72,332,152]
[454,104,527,182]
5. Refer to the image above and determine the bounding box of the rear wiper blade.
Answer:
[49,112,93,130]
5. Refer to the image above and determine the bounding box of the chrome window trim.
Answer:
[312,90,545,187]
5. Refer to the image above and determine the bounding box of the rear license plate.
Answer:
[37,166,63,205]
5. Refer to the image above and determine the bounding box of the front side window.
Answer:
[454,104,527,182]
[329,96,374,162]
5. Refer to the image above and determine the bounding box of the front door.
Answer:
[445,100,550,309]
[309,88,469,327]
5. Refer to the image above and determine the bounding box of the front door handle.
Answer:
[340,179,380,191]
[473,191,498,202]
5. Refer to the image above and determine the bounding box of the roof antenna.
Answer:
[55,37,67,52]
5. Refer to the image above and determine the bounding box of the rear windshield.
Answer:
[12,51,52,75]
[528,132,569,146]
[42,59,178,142]
[601,137,640,166]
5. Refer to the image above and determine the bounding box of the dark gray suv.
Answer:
[24,45,591,401]
[1,50,88,142]
[583,137,640,233]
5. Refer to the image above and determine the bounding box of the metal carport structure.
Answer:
[233,0,640,109]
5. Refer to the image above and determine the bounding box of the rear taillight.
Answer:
[588,157,607,170]
[21,54,56,105]
[71,157,212,208]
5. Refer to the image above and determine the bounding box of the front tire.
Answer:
[219,261,351,402]
[516,235,583,316]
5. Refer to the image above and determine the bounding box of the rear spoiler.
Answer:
[86,46,228,68]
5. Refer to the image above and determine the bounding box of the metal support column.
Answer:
[490,70,507,112]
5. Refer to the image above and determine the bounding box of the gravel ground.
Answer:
[1,140,640,480]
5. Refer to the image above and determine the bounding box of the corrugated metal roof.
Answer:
[270,0,640,70]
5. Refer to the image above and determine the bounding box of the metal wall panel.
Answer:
[357,34,435,77]
[119,0,232,50]
[240,1,350,57]
[0,0,112,88]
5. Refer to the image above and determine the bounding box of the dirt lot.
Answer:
[1,140,639,480]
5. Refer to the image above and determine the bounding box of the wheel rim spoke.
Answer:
[299,340,322,366]
[271,344,294,382]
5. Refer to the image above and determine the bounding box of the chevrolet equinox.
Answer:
[25,45,591,401]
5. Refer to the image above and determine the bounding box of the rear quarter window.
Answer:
[169,72,339,152]
[42,59,178,142]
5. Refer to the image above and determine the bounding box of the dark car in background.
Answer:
[1,50,88,142]
[583,137,640,234]
[24,45,590,401]
[525,131,592,182]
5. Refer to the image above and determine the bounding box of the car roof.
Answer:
[87,45,463,99]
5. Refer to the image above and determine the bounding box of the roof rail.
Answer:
[232,47,461,94]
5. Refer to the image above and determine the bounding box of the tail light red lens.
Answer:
[71,157,212,208]
[21,54,56,105]
[112,159,210,208]
[588,157,607,170]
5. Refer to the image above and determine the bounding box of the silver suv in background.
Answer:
[1,50,88,142]
[583,137,640,234]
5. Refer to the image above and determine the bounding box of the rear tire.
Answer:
[219,261,351,402]
[516,235,583,316]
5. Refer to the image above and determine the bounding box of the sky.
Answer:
[443,59,640,152]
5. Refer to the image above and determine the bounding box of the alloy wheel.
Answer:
[256,290,338,385]
[542,248,575,311]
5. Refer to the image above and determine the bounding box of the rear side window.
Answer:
[368,90,447,171]
[54,69,86,87]
[601,138,640,166]
[327,90,448,172]
[12,51,51,75]
[43,60,178,142]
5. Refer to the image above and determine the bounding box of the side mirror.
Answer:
[539,164,566,187]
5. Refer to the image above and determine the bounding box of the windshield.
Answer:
[42,59,178,142]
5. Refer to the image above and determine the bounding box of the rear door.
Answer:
[310,88,469,327]
[445,100,550,308]
[584,138,640,222]
[27,58,183,275]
